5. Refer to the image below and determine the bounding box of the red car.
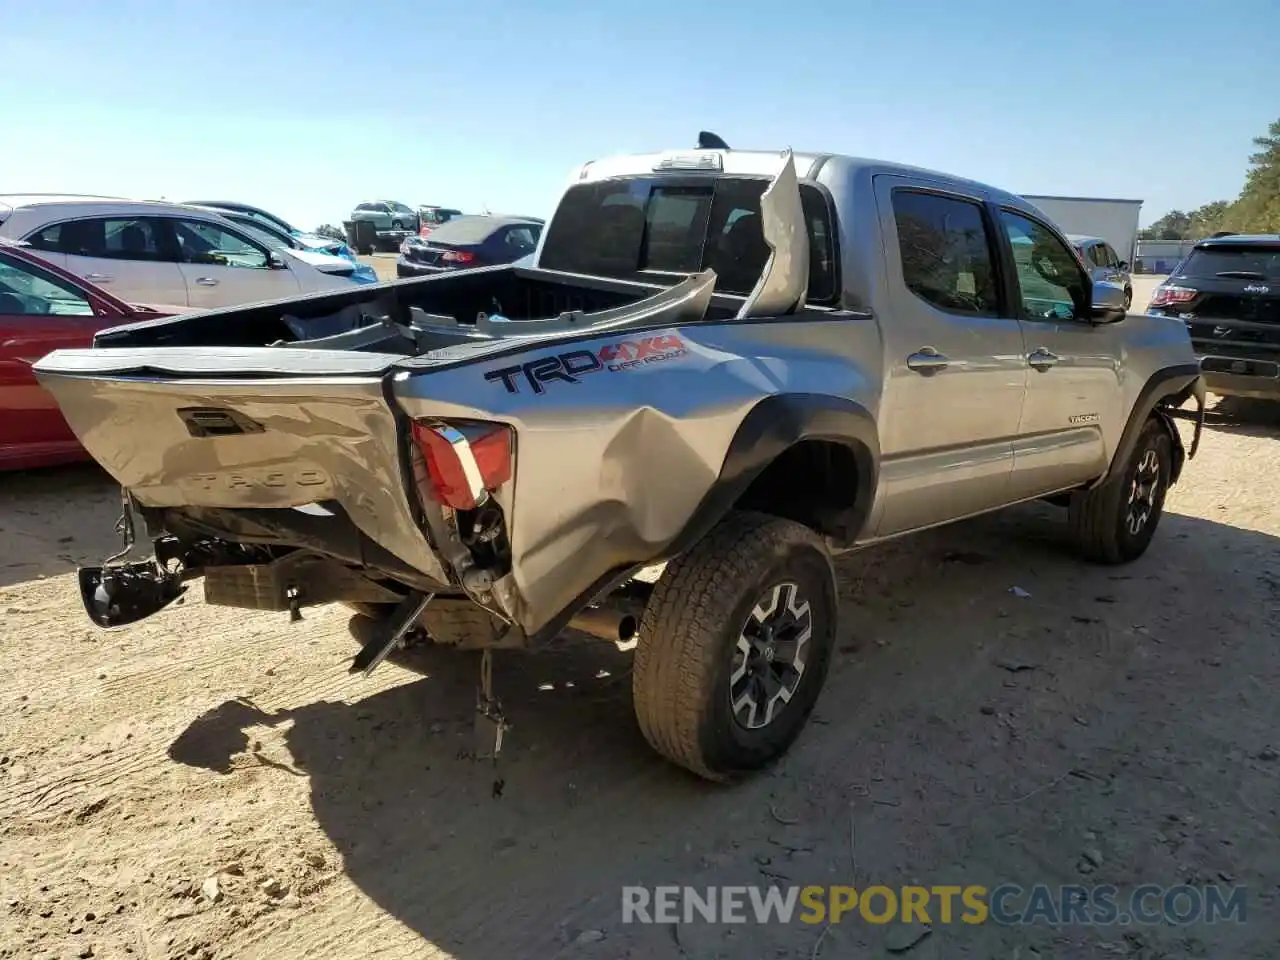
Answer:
[0,240,170,470]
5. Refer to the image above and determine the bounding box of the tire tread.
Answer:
[632,511,829,779]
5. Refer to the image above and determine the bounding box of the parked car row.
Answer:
[343,201,470,254]
[0,196,372,311]
[0,192,387,471]
[0,238,172,469]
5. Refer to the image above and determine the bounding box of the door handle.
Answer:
[1028,348,1059,371]
[195,277,219,286]
[84,273,112,282]
[906,349,949,375]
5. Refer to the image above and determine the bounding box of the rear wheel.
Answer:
[391,219,404,231]
[632,511,838,781]
[1068,417,1172,563]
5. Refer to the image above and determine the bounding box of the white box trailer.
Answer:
[1021,195,1144,266]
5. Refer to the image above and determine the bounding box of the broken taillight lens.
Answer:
[1149,285,1198,307]
[410,421,513,511]
[440,250,475,264]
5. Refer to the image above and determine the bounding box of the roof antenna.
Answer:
[697,131,730,150]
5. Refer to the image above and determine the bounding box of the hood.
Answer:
[293,233,344,253]
[282,247,356,274]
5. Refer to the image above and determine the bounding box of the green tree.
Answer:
[1139,116,1280,239]
[1226,118,1280,233]
[1187,200,1230,237]
[313,223,346,240]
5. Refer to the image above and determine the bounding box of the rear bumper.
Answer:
[396,257,452,277]
[1195,351,1280,401]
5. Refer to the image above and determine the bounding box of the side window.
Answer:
[0,255,94,316]
[27,217,165,261]
[1104,244,1120,267]
[801,188,837,303]
[999,211,1090,320]
[26,223,64,253]
[891,190,1000,315]
[172,219,270,269]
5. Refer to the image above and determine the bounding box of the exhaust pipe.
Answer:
[568,605,639,644]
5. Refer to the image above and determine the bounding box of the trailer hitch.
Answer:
[79,490,186,628]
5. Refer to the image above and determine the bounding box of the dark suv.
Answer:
[1147,234,1280,401]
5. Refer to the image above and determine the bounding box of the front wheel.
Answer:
[632,511,838,781]
[1123,286,1133,310]
[1068,417,1172,564]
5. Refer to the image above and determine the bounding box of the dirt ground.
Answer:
[3,396,1279,960]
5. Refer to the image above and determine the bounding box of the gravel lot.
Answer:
[3,294,1279,959]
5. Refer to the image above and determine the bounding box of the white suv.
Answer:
[0,196,358,310]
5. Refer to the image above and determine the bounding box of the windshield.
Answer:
[538,176,837,302]
[230,218,292,251]
[1178,245,1280,281]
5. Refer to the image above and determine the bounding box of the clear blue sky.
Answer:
[5,0,1277,230]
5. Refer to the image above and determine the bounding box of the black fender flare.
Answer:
[1101,363,1203,487]
[662,392,880,558]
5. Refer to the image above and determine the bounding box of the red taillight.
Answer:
[440,250,474,264]
[411,421,512,510]
[1149,285,1197,307]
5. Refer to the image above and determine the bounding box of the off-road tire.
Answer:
[343,598,504,646]
[632,511,838,781]
[1068,417,1172,564]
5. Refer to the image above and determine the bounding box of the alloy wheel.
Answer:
[729,582,813,730]
[1126,448,1161,535]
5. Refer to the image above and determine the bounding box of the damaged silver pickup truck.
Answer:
[34,135,1206,781]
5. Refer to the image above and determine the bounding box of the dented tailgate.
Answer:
[31,346,450,582]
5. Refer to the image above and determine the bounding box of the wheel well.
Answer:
[732,440,864,544]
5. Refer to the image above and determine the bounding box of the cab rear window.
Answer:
[539,176,838,303]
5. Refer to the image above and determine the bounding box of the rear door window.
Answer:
[538,176,839,303]
[890,190,1001,316]
[27,217,167,262]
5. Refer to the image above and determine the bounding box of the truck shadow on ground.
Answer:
[167,502,1280,959]
[0,462,122,588]
[1202,396,1280,440]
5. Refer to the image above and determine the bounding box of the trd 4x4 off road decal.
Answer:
[484,333,688,395]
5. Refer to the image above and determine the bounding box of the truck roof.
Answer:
[574,148,1034,210]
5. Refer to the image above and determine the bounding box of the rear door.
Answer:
[25,217,189,307]
[996,208,1123,498]
[0,251,112,457]
[164,216,302,308]
[870,177,1028,535]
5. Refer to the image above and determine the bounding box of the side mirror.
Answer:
[268,251,289,270]
[1090,280,1127,323]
